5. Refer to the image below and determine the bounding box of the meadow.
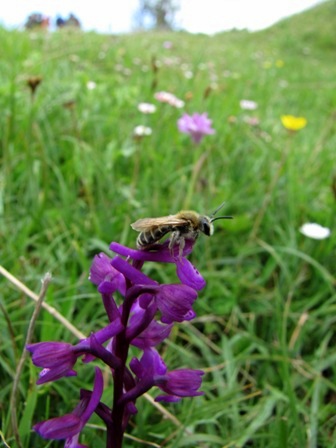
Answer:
[1,1,336,446]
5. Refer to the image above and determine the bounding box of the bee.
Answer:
[131,202,232,257]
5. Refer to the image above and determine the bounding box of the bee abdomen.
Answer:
[137,225,172,248]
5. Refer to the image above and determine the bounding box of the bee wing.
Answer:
[131,215,187,231]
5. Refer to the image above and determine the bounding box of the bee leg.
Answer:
[178,237,185,259]
[169,230,182,258]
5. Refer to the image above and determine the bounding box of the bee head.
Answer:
[198,202,233,236]
[199,216,214,236]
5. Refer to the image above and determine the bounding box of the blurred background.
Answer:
[1,0,324,34]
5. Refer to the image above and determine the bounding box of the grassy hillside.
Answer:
[262,0,336,51]
[1,1,336,446]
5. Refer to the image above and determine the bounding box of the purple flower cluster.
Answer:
[27,239,206,447]
[177,112,215,144]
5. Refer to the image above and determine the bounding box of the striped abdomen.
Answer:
[137,225,173,248]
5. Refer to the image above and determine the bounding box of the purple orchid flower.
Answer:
[110,241,206,290]
[27,319,123,383]
[34,367,103,445]
[123,348,204,404]
[127,302,173,348]
[29,238,207,447]
[155,284,198,323]
[89,252,126,295]
[155,368,204,402]
[177,112,215,144]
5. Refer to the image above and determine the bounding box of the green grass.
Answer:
[1,1,336,446]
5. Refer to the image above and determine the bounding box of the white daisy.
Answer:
[239,99,258,110]
[299,223,331,240]
[86,81,97,90]
[133,125,152,136]
[138,102,156,114]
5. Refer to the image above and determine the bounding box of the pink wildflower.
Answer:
[177,112,215,144]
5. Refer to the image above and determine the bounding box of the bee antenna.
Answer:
[211,215,233,223]
[210,201,232,222]
[210,201,228,218]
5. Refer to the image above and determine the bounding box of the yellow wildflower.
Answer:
[281,115,307,131]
